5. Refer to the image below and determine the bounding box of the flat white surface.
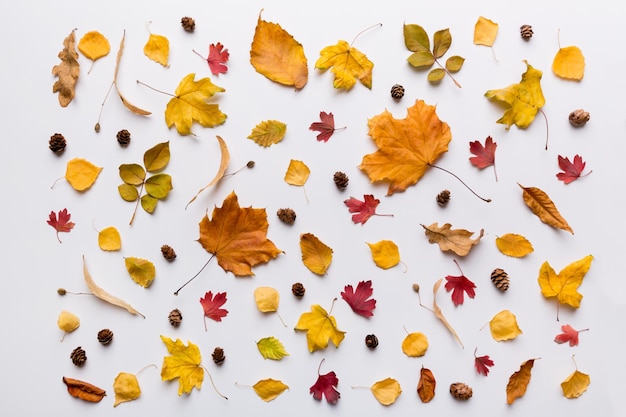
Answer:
[2,0,623,415]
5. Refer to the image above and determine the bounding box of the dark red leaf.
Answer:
[47,208,75,243]
[556,155,591,184]
[474,348,494,376]
[309,111,336,142]
[344,194,392,225]
[554,324,588,346]
[310,360,340,404]
[199,291,228,331]
[207,42,229,75]
[341,280,376,317]
[469,136,498,180]
[444,274,476,306]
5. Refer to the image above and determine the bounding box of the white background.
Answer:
[3,0,623,415]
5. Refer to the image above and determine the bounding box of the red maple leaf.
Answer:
[344,194,392,225]
[474,348,494,376]
[199,291,228,331]
[309,111,344,142]
[47,208,75,243]
[554,324,588,346]
[556,154,591,184]
[340,280,376,317]
[310,359,340,404]
[194,43,229,75]
[469,136,498,181]
[444,260,476,306]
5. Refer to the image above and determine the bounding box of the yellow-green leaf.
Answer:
[300,233,333,275]
[404,24,430,53]
[489,310,522,341]
[407,51,435,68]
[125,257,155,288]
[144,33,169,67]
[113,372,141,407]
[428,68,445,83]
[370,378,402,405]
[144,142,170,172]
[98,226,121,251]
[367,240,400,269]
[401,332,428,357]
[432,28,451,58]
[284,159,310,186]
[495,233,534,257]
[247,120,287,147]
[141,194,158,213]
[257,336,289,360]
[65,158,102,191]
[254,287,279,312]
[445,56,464,72]
[119,164,146,185]
[561,369,590,399]
[252,379,289,402]
[118,184,139,201]
[145,174,173,199]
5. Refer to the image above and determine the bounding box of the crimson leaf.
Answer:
[47,208,75,243]
[199,291,228,331]
[340,280,376,317]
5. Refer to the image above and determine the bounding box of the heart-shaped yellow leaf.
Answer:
[284,159,310,186]
[553,45,585,81]
[64,158,103,191]
[57,310,80,334]
[78,31,110,73]
[254,287,279,312]
[98,226,121,251]
[489,310,522,341]
[370,378,402,405]
[561,369,590,399]
[113,372,141,407]
[367,240,400,269]
[473,16,498,46]
[401,332,428,357]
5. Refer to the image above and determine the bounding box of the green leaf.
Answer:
[403,24,430,53]
[257,336,289,360]
[119,163,146,185]
[141,194,158,213]
[432,29,452,59]
[143,141,170,172]
[428,68,445,83]
[118,183,139,201]
[145,173,173,199]
[446,56,465,73]
[407,51,435,68]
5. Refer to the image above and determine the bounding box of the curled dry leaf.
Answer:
[62,376,106,402]
[421,223,484,257]
[113,31,151,116]
[432,279,464,348]
[52,29,80,107]
[417,366,436,403]
[506,359,536,405]
[519,184,573,234]
[186,136,230,208]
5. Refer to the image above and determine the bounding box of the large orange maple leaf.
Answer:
[197,191,282,276]
[359,99,451,196]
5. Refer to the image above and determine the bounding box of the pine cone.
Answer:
[168,309,182,327]
[291,282,305,297]
[333,171,349,190]
[97,329,114,345]
[520,24,533,40]
[569,109,590,127]
[212,347,225,365]
[49,133,66,153]
[277,208,296,225]
[71,346,87,366]
[390,84,405,100]
[450,382,472,400]
[491,268,510,292]
[161,244,177,261]
[181,16,195,32]
[436,190,451,207]
[116,129,131,146]
[365,334,379,349]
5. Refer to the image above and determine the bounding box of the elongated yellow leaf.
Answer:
[371,378,402,405]
[187,136,230,208]
[561,369,590,398]
[65,158,102,191]
[401,332,428,357]
[144,33,169,67]
[300,233,333,275]
[256,337,289,360]
[495,233,533,258]
[248,120,287,147]
[252,379,289,402]
[284,159,310,186]
[519,184,573,234]
[98,226,121,251]
[489,310,522,341]
[367,240,400,269]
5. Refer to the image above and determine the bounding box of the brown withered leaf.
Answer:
[63,376,106,402]
[421,223,484,256]
[186,135,230,208]
[506,359,536,405]
[432,279,464,347]
[417,366,436,403]
[52,29,80,107]
[114,31,151,116]
[518,183,573,234]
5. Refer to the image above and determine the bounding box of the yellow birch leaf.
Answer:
[57,310,80,333]
[561,370,590,399]
[284,159,310,186]
[300,233,333,275]
[78,31,110,73]
[489,310,522,341]
[160,336,203,395]
[421,223,484,256]
[495,233,533,258]
[553,45,585,81]
[506,359,536,404]
[256,337,289,360]
[254,287,279,312]
[98,226,121,251]
[473,16,498,46]
[144,33,169,67]
[315,40,373,90]
[294,304,345,352]
[538,255,593,309]
[367,240,400,269]
[252,379,289,402]
[124,257,155,288]
[113,372,141,407]
[519,183,573,234]
[186,135,230,208]
[401,332,428,357]
[247,120,287,147]
[65,158,103,191]
[250,10,308,89]
[371,378,402,405]
[52,29,80,107]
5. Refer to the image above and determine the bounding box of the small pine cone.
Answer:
[70,346,87,366]
[365,334,379,349]
[520,24,533,40]
[116,129,131,146]
[277,208,296,225]
[333,171,349,190]
[181,16,195,32]
[436,190,451,207]
[168,309,183,327]
[491,268,510,292]
[291,282,305,297]
[390,84,405,100]
[161,244,177,261]
[450,382,473,400]
[49,133,66,153]
[212,347,225,365]
[569,109,590,127]
[97,329,114,345]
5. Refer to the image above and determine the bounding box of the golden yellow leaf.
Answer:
[495,233,533,258]
[57,310,80,334]
[144,33,169,67]
[561,369,590,399]
[417,366,436,403]
[367,240,400,269]
[474,16,498,46]
[553,45,585,81]
[370,378,402,405]
[247,120,287,147]
[485,61,545,129]
[315,40,373,90]
[64,158,103,191]
[165,73,227,135]
[359,100,451,195]
[254,287,279,312]
[294,304,345,352]
[98,226,121,251]
[252,379,289,402]
[401,332,428,357]
[300,233,333,275]
[421,223,484,256]
[538,255,593,309]
[284,159,310,186]
[160,336,204,395]
[489,310,522,341]
[519,183,573,234]
[113,372,141,407]
[78,31,110,73]
[52,29,80,107]
[125,257,155,288]
[250,10,308,89]
[186,136,230,208]
[506,359,535,404]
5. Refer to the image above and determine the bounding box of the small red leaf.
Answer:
[554,324,588,346]
[341,280,376,317]
[47,208,75,243]
[444,261,476,306]
[309,111,337,142]
[469,136,498,180]
[310,360,340,404]
[199,291,228,331]
[344,194,392,225]
[207,42,229,75]
[556,155,591,184]
[474,348,494,376]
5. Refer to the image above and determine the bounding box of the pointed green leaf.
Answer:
[428,68,445,83]
[445,56,465,73]
[145,173,173,199]
[143,141,170,172]
[407,51,435,68]
[141,194,158,213]
[257,336,289,360]
[118,183,139,201]
[432,28,452,58]
[119,163,146,185]
[403,24,430,53]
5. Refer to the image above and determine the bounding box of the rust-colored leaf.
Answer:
[62,376,106,402]
[519,183,573,234]
[417,366,436,403]
[506,359,536,405]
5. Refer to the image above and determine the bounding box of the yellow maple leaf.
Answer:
[315,40,373,90]
[367,240,400,269]
[300,233,333,275]
[489,310,522,341]
[78,31,110,73]
[538,255,593,311]
[561,369,590,399]
[124,257,155,288]
[52,29,80,107]
[370,378,402,405]
[294,303,345,352]
[248,120,287,147]
[64,158,103,191]
[144,33,169,67]
[113,372,141,407]
[401,332,428,357]
[359,100,451,196]
[98,226,121,251]
[250,10,308,89]
[252,379,289,402]
[495,233,533,258]
[506,359,536,404]
[485,61,545,129]
[519,184,573,234]
[474,16,498,46]
[421,222,484,257]
[165,73,227,135]
[160,336,204,395]
[553,45,585,81]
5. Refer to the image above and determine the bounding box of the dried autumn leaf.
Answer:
[160,336,204,395]
[370,378,402,405]
[98,226,121,251]
[310,360,340,404]
[144,33,170,67]
[538,255,593,313]
[474,16,498,46]
[309,111,342,142]
[359,100,451,195]
[200,291,228,331]
[47,208,75,243]
[489,310,522,341]
[57,310,80,338]
[252,379,289,402]
[495,233,533,258]
[113,372,141,407]
[250,10,308,89]
[112,31,151,118]
[344,194,392,225]
[254,287,279,312]
[300,233,333,275]
[557,154,591,184]
[474,348,495,376]
[197,192,282,276]
[401,332,429,357]
[561,362,590,399]
[52,29,80,107]
[294,303,346,352]
[554,324,588,346]
[62,376,106,402]
[469,136,498,181]
[367,240,400,269]
[78,31,110,73]
[341,280,376,317]
[506,359,536,405]
[207,42,229,75]
[422,223,484,257]
[247,120,287,147]
[445,272,476,306]
[284,159,310,186]
[315,39,373,90]
[257,337,289,360]
[64,158,103,191]
[432,279,464,348]
[186,135,230,208]
[519,184,573,234]
[125,257,155,288]
[417,366,436,402]
[553,44,585,81]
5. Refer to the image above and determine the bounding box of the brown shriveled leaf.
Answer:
[52,29,80,107]
[186,136,230,208]
[417,366,436,403]
[113,31,151,116]
[62,376,106,402]
[421,223,484,256]
[518,183,573,234]
[506,359,536,405]
[433,279,463,348]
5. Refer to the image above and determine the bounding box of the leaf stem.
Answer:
[129,182,145,225]
[136,80,176,98]
[202,366,228,399]
[435,59,461,88]
[428,164,491,202]
[95,81,115,132]
[135,363,157,376]
[328,297,338,315]
[174,254,215,295]
[350,23,382,46]
[192,49,206,60]
[539,109,549,150]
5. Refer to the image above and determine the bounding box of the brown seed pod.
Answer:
[71,346,87,366]
[333,171,349,190]
[491,268,510,292]
[168,309,183,327]
[181,16,195,32]
[116,129,131,146]
[390,84,405,100]
[212,347,225,365]
[277,208,296,225]
[49,133,67,153]
[569,109,590,127]
[436,190,451,207]
[520,24,533,40]
[365,334,379,348]
[161,244,177,261]
[291,282,305,297]
[97,329,114,345]
[450,382,473,400]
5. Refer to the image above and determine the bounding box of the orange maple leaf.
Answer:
[359,99,451,196]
